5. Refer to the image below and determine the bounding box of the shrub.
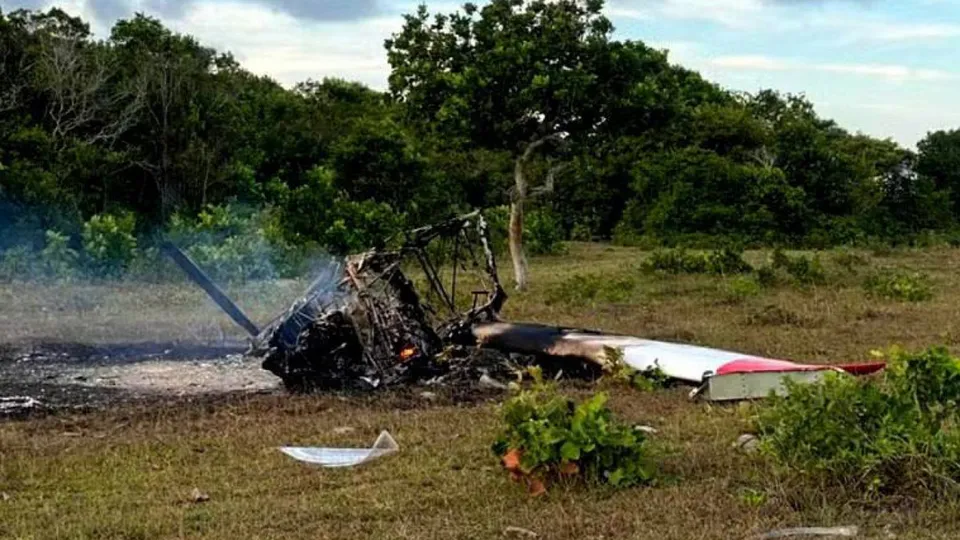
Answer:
[40,230,80,280]
[82,212,137,277]
[604,346,670,391]
[492,368,654,495]
[527,208,567,256]
[644,247,751,276]
[0,246,38,282]
[546,273,636,306]
[484,205,567,257]
[705,247,753,275]
[722,275,762,303]
[168,204,303,282]
[755,265,778,287]
[754,346,960,496]
[768,248,825,284]
[863,269,933,302]
[645,248,706,274]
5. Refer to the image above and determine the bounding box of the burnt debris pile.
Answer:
[164,210,599,393]
[247,212,549,392]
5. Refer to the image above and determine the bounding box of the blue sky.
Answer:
[5,0,960,147]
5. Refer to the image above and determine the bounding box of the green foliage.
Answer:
[0,246,38,282]
[721,275,762,303]
[525,208,567,256]
[482,205,567,257]
[81,213,137,277]
[492,368,654,490]
[168,203,302,282]
[546,273,636,306]
[738,488,767,507]
[644,247,752,275]
[606,347,671,391]
[40,230,79,279]
[278,166,402,255]
[765,248,826,285]
[754,346,960,495]
[2,6,960,273]
[863,269,934,302]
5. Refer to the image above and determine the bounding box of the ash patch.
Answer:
[0,342,280,416]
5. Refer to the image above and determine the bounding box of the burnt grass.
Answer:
[4,243,960,538]
[0,342,251,415]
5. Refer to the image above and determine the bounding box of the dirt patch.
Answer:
[0,341,281,415]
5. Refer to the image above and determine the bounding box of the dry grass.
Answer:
[4,243,960,539]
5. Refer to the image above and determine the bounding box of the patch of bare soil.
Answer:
[0,341,281,416]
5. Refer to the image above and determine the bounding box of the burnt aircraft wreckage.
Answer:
[165,211,886,400]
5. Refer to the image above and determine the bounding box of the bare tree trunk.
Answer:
[509,156,528,290]
[508,134,562,290]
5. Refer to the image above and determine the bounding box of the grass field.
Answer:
[4,243,960,539]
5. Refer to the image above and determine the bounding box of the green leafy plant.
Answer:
[738,488,767,507]
[605,346,670,391]
[81,212,137,277]
[754,346,960,496]
[0,246,38,282]
[863,269,934,302]
[40,230,79,280]
[492,368,653,495]
[168,204,304,282]
[484,205,567,257]
[768,248,826,284]
[644,247,752,276]
[721,275,762,303]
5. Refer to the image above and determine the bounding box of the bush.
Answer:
[721,275,762,303]
[768,248,825,284]
[525,207,567,256]
[606,347,671,391]
[492,368,654,495]
[81,212,137,277]
[863,269,933,302]
[754,346,960,496]
[0,246,38,282]
[168,204,304,282]
[706,247,754,275]
[546,273,636,306]
[484,205,566,257]
[40,230,80,280]
[644,247,752,275]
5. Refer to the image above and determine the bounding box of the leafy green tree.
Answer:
[917,129,960,216]
[387,0,639,288]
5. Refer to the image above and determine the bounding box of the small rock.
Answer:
[734,433,760,453]
[504,525,538,537]
[419,391,438,401]
[332,426,356,435]
[635,425,658,434]
[1,492,10,501]
[190,487,210,503]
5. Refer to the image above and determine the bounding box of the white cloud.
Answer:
[710,55,791,71]
[174,1,399,88]
[825,19,960,42]
[708,54,958,82]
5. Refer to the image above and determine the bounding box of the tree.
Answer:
[386,0,629,289]
[917,129,960,216]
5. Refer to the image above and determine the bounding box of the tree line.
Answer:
[2,2,960,285]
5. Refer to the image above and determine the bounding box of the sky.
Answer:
[4,0,960,147]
